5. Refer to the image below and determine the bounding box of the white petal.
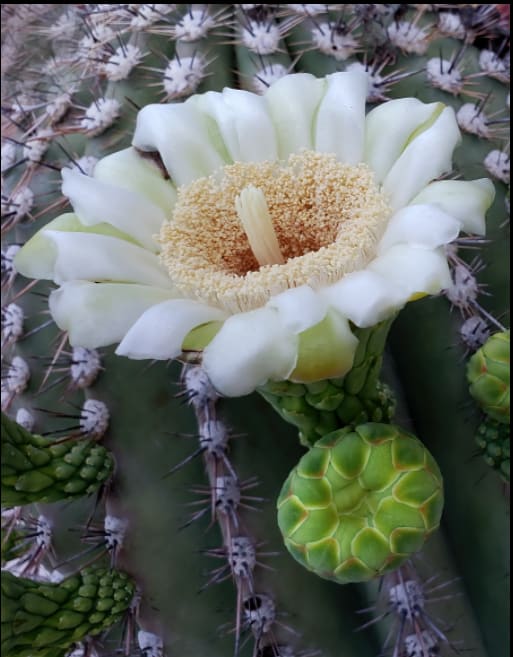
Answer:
[62,168,164,252]
[321,270,407,327]
[43,231,173,287]
[382,106,461,210]
[132,103,227,186]
[202,307,298,396]
[92,147,177,214]
[369,244,452,297]
[364,99,443,183]
[49,281,178,348]
[410,178,495,235]
[265,73,326,158]
[116,299,227,360]
[266,285,328,333]
[14,213,140,281]
[377,204,462,254]
[193,88,278,163]
[314,71,367,164]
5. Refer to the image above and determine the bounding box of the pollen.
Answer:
[160,151,391,313]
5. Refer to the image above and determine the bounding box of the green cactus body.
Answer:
[1,414,114,506]
[1,566,135,657]
[1,522,24,565]
[0,4,510,657]
[259,320,396,446]
[476,416,510,481]
[467,331,510,424]
[277,423,443,584]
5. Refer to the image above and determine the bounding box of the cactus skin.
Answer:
[1,4,510,656]
[1,413,114,506]
[277,423,443,584]
[260,321,397,447]
[467,331,510,424]
[476,416,510,481]
[1,566,135,657]
[261,378,396,447]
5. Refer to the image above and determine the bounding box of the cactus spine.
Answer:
[1,4,509,657]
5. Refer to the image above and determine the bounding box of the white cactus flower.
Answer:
[15,72,495,396]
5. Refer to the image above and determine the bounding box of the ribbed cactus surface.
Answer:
[1,413,114,506]
[1,566,135,657]
[1,4,509,657]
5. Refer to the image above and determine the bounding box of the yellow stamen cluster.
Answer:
[160,151,392,313]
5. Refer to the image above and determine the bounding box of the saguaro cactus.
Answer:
[1,5,509,657]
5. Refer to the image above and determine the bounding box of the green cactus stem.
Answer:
[476,416,510,481]
[1,413,114,507]
[1,566,135,657]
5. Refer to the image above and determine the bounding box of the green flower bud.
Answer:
[467,330,510,424]
[277,423,443,584]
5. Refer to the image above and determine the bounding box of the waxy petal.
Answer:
[116,299,227,360]
[377,204,462,254]
[194,88,278,163]
[321,271,407,328]
[315,71,367,165]
[132,102,227,186]
[14,213,140,281]
[410,178,495,235]
[49,281,179,348]
[382,107,461,210]
[42,231,173,287]
[369,244,452,297]
[62,168,164,252]
[265,73,326,158]
[92,147,177,215]
[202,307,298,396]
[267,285,328,334]
[364,99,443,183]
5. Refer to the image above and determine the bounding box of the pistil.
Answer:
[235,185,285,267]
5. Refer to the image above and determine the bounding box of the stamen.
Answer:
[235,185,285,267]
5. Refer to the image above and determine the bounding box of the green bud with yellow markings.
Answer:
[277,423,443,584]
[467,330,510,424]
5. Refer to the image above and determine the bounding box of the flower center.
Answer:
[160,151,392,313]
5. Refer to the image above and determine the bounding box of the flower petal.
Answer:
[369,244,452,297]
[116,299,227,360]
[321,270,407,328]
[193,88,278,163]
[62,168,164,252]
[132,103,227,186]
[382,106,461,210]
[14,213,141,280]
[92,147,177,214]
[202,307,298,396]
[377,204,462,254]
[291,310,359,381]
[410,178,495,235]
[266,285,328,333]
[314,71,367,164]
[49,281,179,348]
[364,99,443,183]
[265,73,326,158]
[42,231,173,287]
